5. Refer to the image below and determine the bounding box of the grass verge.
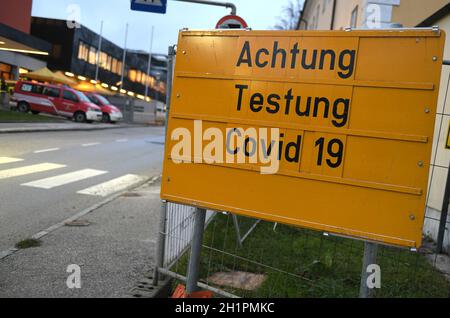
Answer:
[0,110,63,123]
[15,238,42,249]
[172,213,450,298]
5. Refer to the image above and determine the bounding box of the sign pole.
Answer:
[153,200,168,286]
[359,242,378,298]
[186,208,207,294]
[120,23,129,93]
[153,45,176,286]
[145,25,155,100]
[94,20,104,84]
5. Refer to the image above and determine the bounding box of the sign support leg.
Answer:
[153,200,168,286]
[359,242,378,298]
[186,208,207,294]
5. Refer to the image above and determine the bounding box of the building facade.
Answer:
[299,0,449,30]
[298,0,450,253]
[30,17,167,102]
[0,0,50,81]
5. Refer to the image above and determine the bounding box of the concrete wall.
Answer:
[300,0,447,30]
[424,13,450,253]
[391,0,449,27]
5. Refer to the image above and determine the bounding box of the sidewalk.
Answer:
[0,179,162,298]
[0,122,147,134]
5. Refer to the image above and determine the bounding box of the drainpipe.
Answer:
[330,0,337,30]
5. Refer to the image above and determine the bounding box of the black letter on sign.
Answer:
[285,135,302,163]
[237,41,252,67]
[271,41,287,69]
[256,48,270,68]
[267,94,281,114]
[338,50,356,79]
[235,84,249,111]
[250,93,264,113]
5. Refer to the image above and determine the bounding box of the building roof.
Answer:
[0,22,51,56]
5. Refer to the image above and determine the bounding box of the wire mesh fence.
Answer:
[159,207,450,298]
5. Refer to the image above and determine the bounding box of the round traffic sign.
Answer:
[216,15,248,29]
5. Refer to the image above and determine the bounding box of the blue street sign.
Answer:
[131,0,168,14]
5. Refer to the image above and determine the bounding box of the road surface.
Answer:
[0,126,165,252]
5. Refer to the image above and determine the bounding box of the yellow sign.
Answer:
[161,29,446,248]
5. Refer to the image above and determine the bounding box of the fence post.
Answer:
[165,45,176,128]
[436,163,450,254]
[232,214,243,248]
[186,208,207,294]
[153,200,167,286]
[359,242,378,298]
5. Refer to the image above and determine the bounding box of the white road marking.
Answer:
[33,148,60,154]
[116,139,128,143]
[82,143,101,147]
[77,174,148,197]
[22,169,107,189]
[0,157,24,165]
[0,163,66,180]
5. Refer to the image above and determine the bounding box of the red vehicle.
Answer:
[11,81,103,123]
[85,93,123,123]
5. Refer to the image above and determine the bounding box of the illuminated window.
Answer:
[99,51,108,70]
[117,61,123,75]
[129,69,137,82]
[111,58,118,74]
[136,71,142,83]
[88,46,97,65]
[106,55,112,71]
[77,42,88,62]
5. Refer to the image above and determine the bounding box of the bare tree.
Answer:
[274,0,304,30]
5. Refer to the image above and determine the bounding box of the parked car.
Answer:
[11,81,102,123]
[85,93,123,123]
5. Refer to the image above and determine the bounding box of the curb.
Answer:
[0,175,160,261]
[0,124,154,134]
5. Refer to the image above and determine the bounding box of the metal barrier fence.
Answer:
[164,203,215,268]
[156,209,450,298]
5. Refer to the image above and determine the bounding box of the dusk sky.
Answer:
[32,0,300,55]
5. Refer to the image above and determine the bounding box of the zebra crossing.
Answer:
[0,156,148,197]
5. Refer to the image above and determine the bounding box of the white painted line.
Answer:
[22,169,107,189]
[0,175,158,261]
[0,157,24,165]
[0,163,66,180]
[82,143,101,147]
[116,139,129,143]
[77,174,148,197]
[33,148,60,154]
